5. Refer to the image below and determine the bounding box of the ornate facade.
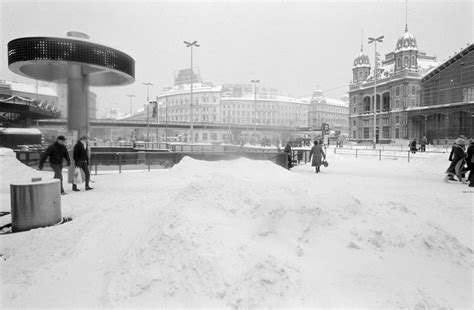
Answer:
[348,25,438,143]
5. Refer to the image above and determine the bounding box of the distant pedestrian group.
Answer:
[444,136,474,187]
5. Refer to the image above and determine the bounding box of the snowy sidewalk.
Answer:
[0,149,472,308]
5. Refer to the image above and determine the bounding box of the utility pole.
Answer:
[368,35,384,149]
[251,80,260,140]
[165,95,168,144]
[184,40,200,143]
[143,82,153,141]
[126,94,135,117]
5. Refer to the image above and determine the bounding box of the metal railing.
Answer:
[89,151,288,173]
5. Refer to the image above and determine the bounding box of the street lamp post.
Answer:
[126,94,135,117]
[165,95,168,144]
[184,40,200,143]
[368,35,384,149]
[143,82,153,142]
[251,80,260,140]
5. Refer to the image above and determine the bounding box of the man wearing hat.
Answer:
[72,135,93,191]
[39,135,71,195]
[445,137,467,183]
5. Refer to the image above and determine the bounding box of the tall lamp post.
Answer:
[143,82,153,141]
[368,35,384,149]
[165,95,169,144]
[184,40,200,143]
[251,80,260,139]
[126,94,135,117]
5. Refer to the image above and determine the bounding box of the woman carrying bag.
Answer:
[72,136,93,191]
[309,140,326,173]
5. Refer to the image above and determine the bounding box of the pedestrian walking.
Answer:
[466,140,474,187]
[420,136,427,152]
[283,141,293,169]
[38,135,71,195]
[410,139,417,154]
[309,140,326,173]
[444,138,467,183]
[72,135,93,191]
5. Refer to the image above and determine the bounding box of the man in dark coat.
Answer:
[73,135,93,191]
[309,140,326,173]
[39,136,71,195]
[283,142,292,169]
[410,139,417,154]
[466,140,474,187]
[420,136,427,152]
[445,138,467,183]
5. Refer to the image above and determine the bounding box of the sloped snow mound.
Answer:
[106,158,318,307]
[0,147,42,194]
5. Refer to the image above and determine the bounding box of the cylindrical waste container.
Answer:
[10,179,61,232]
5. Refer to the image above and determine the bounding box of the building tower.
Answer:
[394,5,418,74]
[352,34,371,83]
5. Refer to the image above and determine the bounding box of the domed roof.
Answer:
[395,27,418,52]
[353,50,370,69]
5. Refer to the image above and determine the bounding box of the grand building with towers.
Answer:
[348,24,439,143]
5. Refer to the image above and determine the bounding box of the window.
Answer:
[412,85,416,95]
[353,120,356,126]
[382,127,390,139]
[395,128,400,139]
[411,98,416,106]
[363,127,370,139]
[395,116,400,124]
[395,99,400,108]
[353,130,356,138]
[404,56,409,67]
[411,56,416,68]
[396,87,400,97]
[397,57,402,69]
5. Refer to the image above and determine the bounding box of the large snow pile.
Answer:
[0,154,472,308]
[0,148,44,209]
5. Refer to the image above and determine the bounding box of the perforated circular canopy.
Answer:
[8,37,135,86]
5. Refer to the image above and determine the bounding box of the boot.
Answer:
[72,184,80,192]
[85,183,93,190]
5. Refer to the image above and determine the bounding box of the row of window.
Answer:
[355,127,401,139]
[395,55,417,71]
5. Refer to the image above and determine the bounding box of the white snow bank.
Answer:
[0,153,472,308]
[0,128,42,135]
[0,148,43,192]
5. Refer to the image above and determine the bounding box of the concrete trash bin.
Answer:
[10,179,62,232]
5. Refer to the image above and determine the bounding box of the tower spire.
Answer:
[405,0,408,32]
[360,29,364,52]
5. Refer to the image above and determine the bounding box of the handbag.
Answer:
[322,160,329,167]
[73,167,83,184]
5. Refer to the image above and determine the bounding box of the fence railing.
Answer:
[89,151,288,174]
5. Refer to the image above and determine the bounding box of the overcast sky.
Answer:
[0,0,472,116]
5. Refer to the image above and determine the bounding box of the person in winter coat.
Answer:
[410,139,417,154]
[420,136,427,152]
[283,142,293,169]
[39,136,71,195]
[466,140,474,187]
[73,135,93,191]
[445,138,467,183]
[309,140,326,173]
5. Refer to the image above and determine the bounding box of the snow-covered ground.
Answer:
[0,147,472,308]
